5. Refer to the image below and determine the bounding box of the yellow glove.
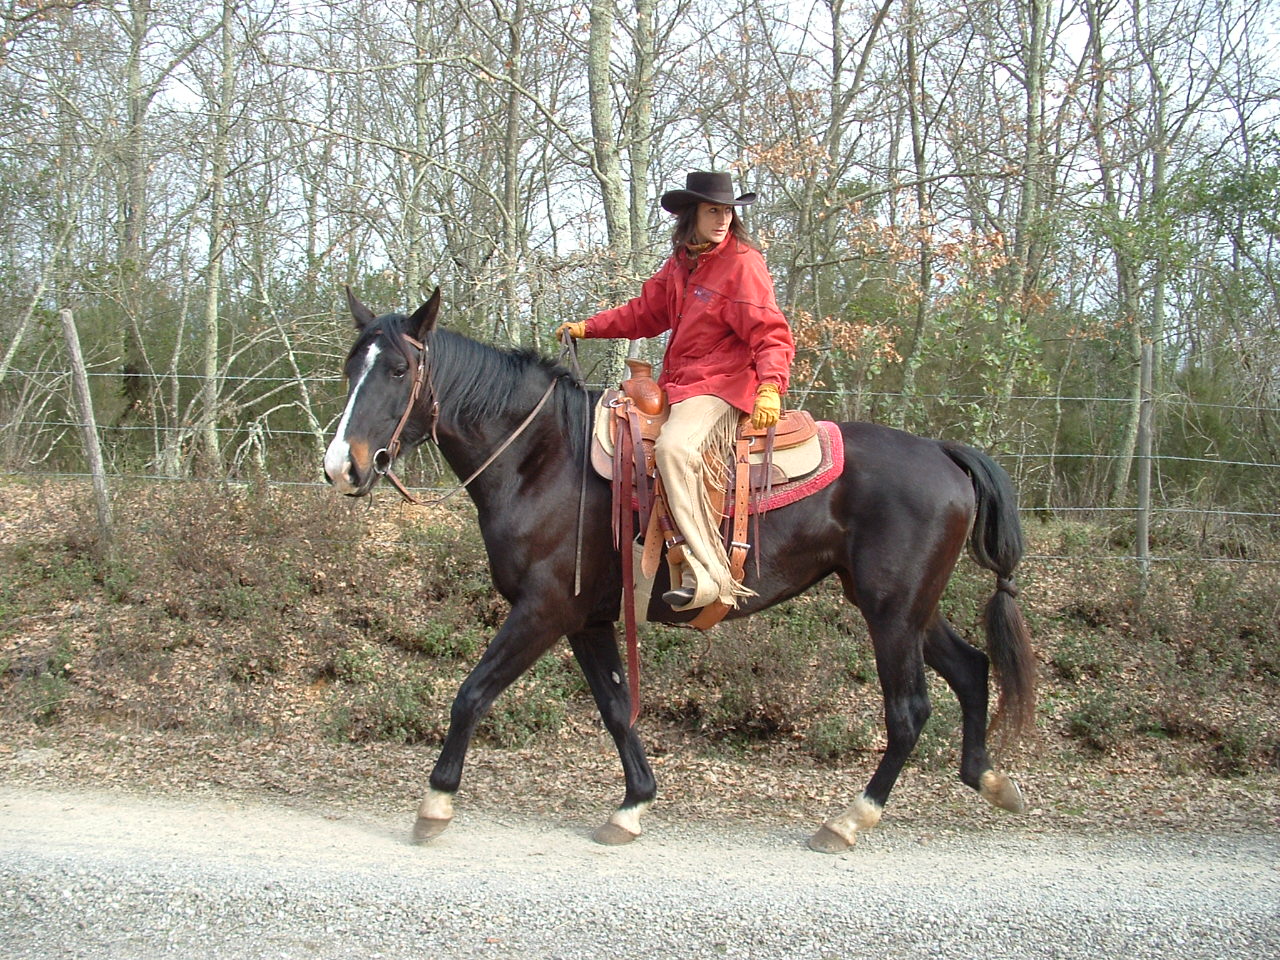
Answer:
[556,321,587,342]
[751,383,781,430]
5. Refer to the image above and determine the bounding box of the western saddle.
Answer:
[592,359,821,631]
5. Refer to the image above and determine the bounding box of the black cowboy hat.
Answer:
[659,170,758,213]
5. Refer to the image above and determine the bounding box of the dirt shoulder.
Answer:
[4,717,1278,842]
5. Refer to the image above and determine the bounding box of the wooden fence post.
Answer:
[59,307,114,556]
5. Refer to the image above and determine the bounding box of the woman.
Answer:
[558,170,795,612]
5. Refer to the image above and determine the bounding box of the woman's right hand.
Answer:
[555,321,587,341]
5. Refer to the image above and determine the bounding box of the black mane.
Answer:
[379,315,594,456]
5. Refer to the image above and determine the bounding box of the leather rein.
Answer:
[373,329,564,508]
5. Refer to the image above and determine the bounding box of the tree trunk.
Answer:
[626,0,655,275]
[587,0,631,382]
[893,0,932,430]
[61,308,114,557]
[500,0,527,345]
[118,0,154,424]
[199,0,238,473]
[406,0,431,299]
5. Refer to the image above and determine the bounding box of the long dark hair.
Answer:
[669,204,758,254]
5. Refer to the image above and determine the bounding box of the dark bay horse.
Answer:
[323,289,1035,853]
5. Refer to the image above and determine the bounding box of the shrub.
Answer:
[329,674,442,744]
[480,655,580,747]
[330,642,385,685]
[1050,628,1110,682]
[1208,720,1266,778]
[908,686,963,771]
[1,637,74,725]
[1066,689,1135,753]
[806,714,876,763]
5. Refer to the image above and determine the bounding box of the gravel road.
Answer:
[1,785,1277,959]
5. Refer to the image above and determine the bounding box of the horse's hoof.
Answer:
[411,816,452,844]
[807,825,853,854]
[592,821,640,846]
[980,771,1027,814]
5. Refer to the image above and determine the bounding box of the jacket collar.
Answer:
[681,232,735,271]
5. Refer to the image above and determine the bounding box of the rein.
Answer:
[374,330,562,509]
[559,335,593,599]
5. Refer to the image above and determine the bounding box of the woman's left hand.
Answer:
[751,383,781,429]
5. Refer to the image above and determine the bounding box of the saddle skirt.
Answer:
[590,390,844,515]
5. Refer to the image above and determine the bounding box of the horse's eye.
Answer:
[391,366,408,379]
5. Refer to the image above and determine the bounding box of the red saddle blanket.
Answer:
[729,419,844,515]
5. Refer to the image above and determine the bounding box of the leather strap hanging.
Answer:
[610,395,646,727]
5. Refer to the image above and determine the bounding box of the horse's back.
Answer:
[834,419,976,503]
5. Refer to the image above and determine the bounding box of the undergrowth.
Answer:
[1,483,1278,781]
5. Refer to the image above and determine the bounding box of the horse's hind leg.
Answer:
[924,618,1026,814]
[413,607,562,843]
[810,613,931,854]
[568,621,657,845]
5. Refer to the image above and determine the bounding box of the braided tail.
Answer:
[941,441,1036,742]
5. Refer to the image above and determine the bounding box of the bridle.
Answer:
[370,327,563,509]
[372,330,435,485]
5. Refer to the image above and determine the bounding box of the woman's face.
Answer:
[694,203,733,245]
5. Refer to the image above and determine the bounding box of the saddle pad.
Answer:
[728,420,844,516]
[590,393,844,515]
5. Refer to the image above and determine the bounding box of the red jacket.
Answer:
[586,235,794,413]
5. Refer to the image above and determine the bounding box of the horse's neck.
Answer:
[430,379,551,495]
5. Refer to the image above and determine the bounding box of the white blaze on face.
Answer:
[324,340,382,493]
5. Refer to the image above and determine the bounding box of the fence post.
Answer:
[1135,342,1154,590]
[59,307,114,557]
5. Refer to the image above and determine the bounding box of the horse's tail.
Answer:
[941,441,1036,743]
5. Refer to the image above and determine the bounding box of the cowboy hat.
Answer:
[659,170,758,213]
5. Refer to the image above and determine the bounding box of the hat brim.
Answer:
[660,190,758,214]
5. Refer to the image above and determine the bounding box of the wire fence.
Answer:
[3,366,1279,568]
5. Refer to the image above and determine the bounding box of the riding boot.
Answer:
[662,552,719,612]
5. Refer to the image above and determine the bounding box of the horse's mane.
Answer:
[378,315,594,457]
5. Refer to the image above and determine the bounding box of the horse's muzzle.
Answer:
[323,451,375,497]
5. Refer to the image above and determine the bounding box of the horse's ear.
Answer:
[345,286,377,331]
[410,287,441,340]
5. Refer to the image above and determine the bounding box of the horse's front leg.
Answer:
[413,606,562,843]
[568,621,657,844]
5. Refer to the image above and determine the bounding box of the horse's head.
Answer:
[324,287,440,496]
